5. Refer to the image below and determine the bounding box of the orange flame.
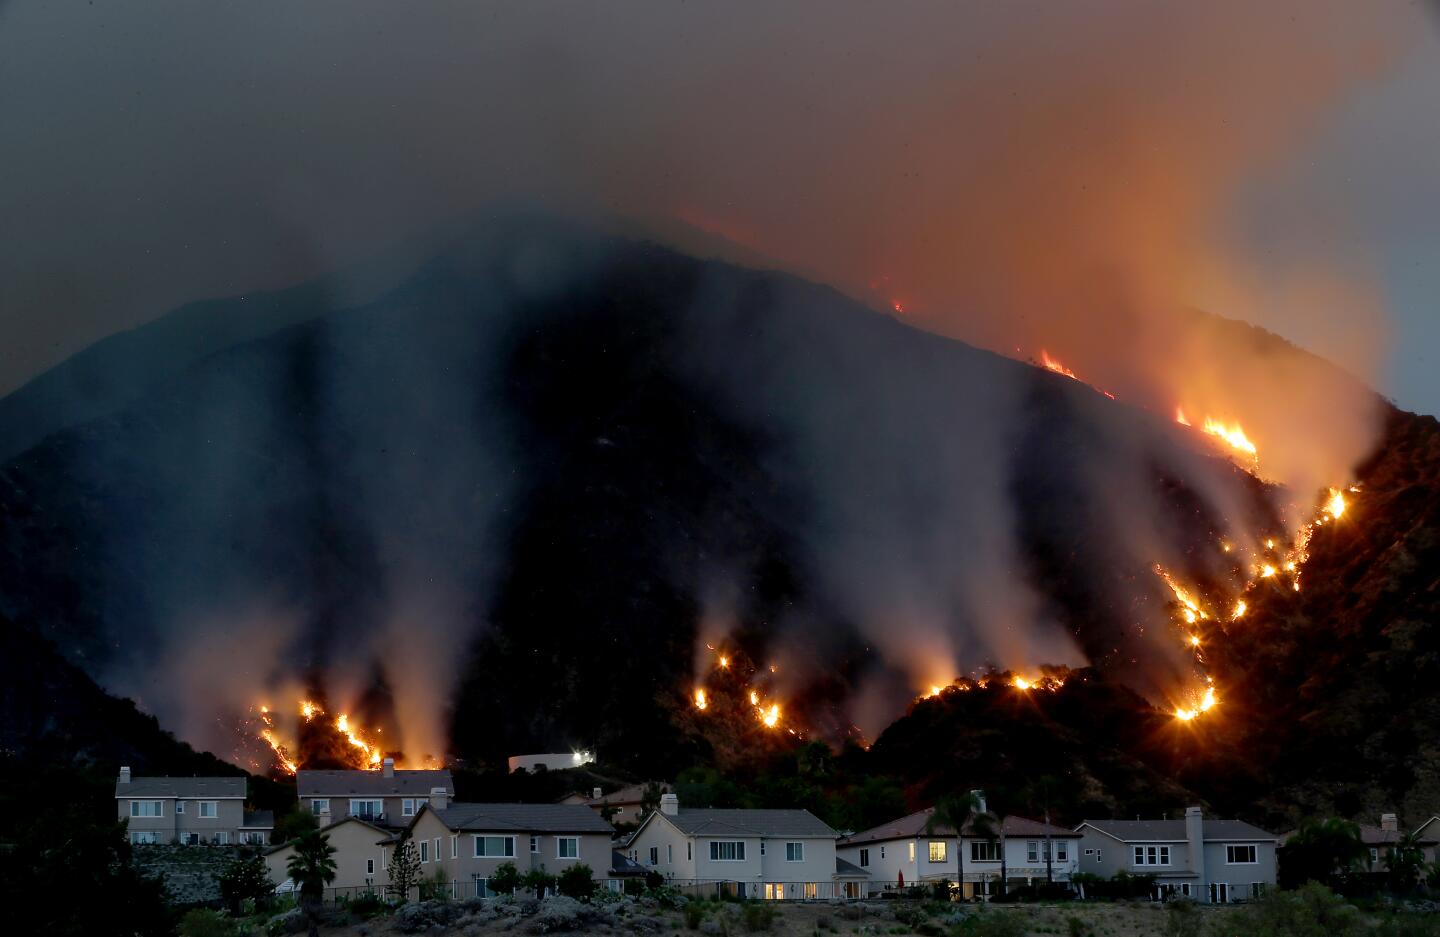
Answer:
[1040,350,1079,380]
[694,688,707,710]
[1200,417,1258,458]
[759,704,780,728]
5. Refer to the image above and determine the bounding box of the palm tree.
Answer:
[983,786,1013,898]
[926,792,984,901]
[286,829,338,937]
[1024,776,1062,887]
[1385,830,1426,894]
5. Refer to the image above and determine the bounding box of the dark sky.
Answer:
[1,1,1437,414]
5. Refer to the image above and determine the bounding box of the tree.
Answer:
[982,787,1014,898]
[273,809,319,845]
[286,829,338,937]
[1023,776,1063,887]
[1279,818,1366,891]
[640,782,667,818]
[489,861,522,896]
[217,853,273,915]
[1384,831,1426,894]
[388,837,422,903]
[557,863,596,900]
[927,792,985,901]
[522,864,558,900]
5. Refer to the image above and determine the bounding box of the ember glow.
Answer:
[694,688,708,710]
[759,703,781,728]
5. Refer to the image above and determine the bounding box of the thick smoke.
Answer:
[2,1,1429,755]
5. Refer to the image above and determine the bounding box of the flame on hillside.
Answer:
[243,698,430,774]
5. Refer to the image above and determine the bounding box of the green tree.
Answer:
[488,861,522,896]
[273,809,319,845]
[557,863,596,899]
[1384,831,1426,894]
[285,829,338,937]
[388,837,422,903]
[927,791,985,901]
[640,781,667,817]
[522,864,558,900]
[217,853,272,915]
[1280,818,1366,891]
[981,787,1013,898]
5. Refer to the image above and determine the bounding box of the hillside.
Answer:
[1,211,1436,823]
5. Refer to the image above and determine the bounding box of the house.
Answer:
[1075,806,1278,902]
[559,783,668,826]
[1356,814,1437,869]
[298,757,453,830]
[624,793,845,899]
[242,810,276,846]
[507,752,593,773]
[836,804,1081,899]
[1409,815,1440,865]
[115,766,257,845]
[264,816,392,896]
[395,794,616,898]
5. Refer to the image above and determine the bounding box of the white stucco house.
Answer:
[624,794,858,898]
[836,804,1080,899]
[1074,806,1278,903]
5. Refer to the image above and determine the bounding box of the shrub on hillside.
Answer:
[1223,882,1364,937]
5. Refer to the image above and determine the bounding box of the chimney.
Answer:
[119,766,132,785]
[1381,813,1399,832]
[660,792,679,816]
[383,757,395,778]
[1185,806,1206,900]
[593,787,603,800]
[970,789,987,815]
[430,786,449,810]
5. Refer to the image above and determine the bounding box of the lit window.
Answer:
[927,841,947,863]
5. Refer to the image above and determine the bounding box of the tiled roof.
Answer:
[662,808,837,838]
[1079,818,1277,842]
[297,769,453,798]
[838,807,1077,846]
[430,803,615,834]
[115,777,246,798]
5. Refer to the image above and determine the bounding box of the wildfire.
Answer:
[335,713,383,766]
[759,704,780,728]
[1200,417,1258,459]
[1232,600,1246,619]
[1324,488,1346,520]
[1174,686,1219,723]
[255,707,298,774]
[301,700,322,721]
[718,655,729,669]
[1040,350,1079,380]
[749,690,760,705]
[1175,407,1192,427]
[694,688,707,710]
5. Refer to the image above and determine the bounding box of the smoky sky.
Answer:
[1,0,1439,431]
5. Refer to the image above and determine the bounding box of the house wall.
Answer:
[265,820,388,893]
[841,836,1080,896]
[407,812,612,897]
[1202,840,1277,898]
[303,795,431,826]
[627,814,700,880]
[119,797,247,843]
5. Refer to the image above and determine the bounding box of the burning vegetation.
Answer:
[242,696,431,776]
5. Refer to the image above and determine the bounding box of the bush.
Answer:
[489,861,521,896]
[1225,882,1365,937]
[521,864,558,900]
[1067,914,1091,937]
[1164,899,1202,937]
[741,900,778,932]
[179,909,244,937]
[684,901,706,929]
[557,863,596,900]
[349,893,386,917]
[955,910,1027,937]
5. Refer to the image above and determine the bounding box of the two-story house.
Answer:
[836,805,1081,898]
[1075,806,1278,902]
[298,757,453,830]
[264,815,392,896]
[625,793,847,899]
[395,794,616,898]
[558,783,668,826]
[115,767,269,845]
[1409,815,1440,865]
[1355,813,1438,870]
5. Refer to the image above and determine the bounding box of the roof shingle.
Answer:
[1079,818,1277,841]
[662,808,837,838]
[115,777,246,798]
[838,807,1077,846]
[297,769,453,798]
[430,803,615,834]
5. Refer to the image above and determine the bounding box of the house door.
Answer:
[1209,882,1228,903]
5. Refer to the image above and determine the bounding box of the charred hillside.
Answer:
[0,212,1432,820]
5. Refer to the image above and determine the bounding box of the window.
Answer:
[880,846,886,860]
[787,842,805,862]
[1027,841,1039,863]
[687,842,692,861]
[927,841,946,863]
[667,844,673,863]
[558,837,579,859]
[648,847,658,866]
[804,882,819,899]
[475,840,515,863]
[242,831,267,845]
[1370,848,1379,864]
[1226,845,1257,864]
[176,801,185,814]
[349,799,382,820]
[1084,848,1095,856]
[367,859,375,875]
[310,799,329,815]
[1133,845,1171,866]
[760,841,766,856]
[908,842,916,862]
[451,835,458,859]
[709,841,746,861]
[129,831,159,844]
[530,835,539,854]
[859,848,870,868]
[434,839,441,863]
[198,801,217,819]
[473,876,491,899]
[1056,841,1069,862]
[182,833,200,845]
[971,841,1001,862]
[214,832,230,845]
[419,840,430,863]
[402,798,419,817]
[1180,883,1192,897]
[1095,849,1102,861]
[129,800,164,818]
